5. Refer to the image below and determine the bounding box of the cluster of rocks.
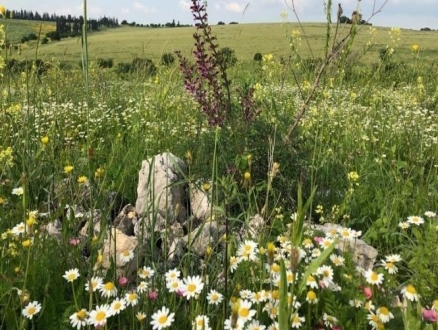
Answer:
[44,152,378,280]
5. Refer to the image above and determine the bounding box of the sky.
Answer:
[1,0,437,30]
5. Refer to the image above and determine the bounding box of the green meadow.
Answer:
[1,4,438,329]
[9,22,438,65]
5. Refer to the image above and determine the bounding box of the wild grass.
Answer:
[1,1,438,329]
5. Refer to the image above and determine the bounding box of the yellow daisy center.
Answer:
[28,307,36,315]
[187,284,196,292]
[239,308,249,318]
[77,310,87,320]
[104,282,114,291]
[158,315,167,324]
[370,272,378,281]
[96,311,106,321]
[379,307,389,315]
[406,285,416,294]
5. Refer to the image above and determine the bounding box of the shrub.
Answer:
[229,21,238,25]
[41,37,49,45]
[46,31,61,41]
[420,27,432,31]
[216,47,237,68]
[339,15,351,24]
[20,35,29,43]
[253,52,263,62]
[28,33,38,41]
[217,21,225,25]
[116,62,132,74]
[97,58,114,69]
[161,53,175,66]
[131,57,157,76]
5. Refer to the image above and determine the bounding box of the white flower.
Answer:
[330,254,345,266]
[119,249,134,264]
[407,216,424,226]
[398,221,410,229]
[166,278,183,293]
[376,306,394,323]
[349,299,364,308]
[192,315,211,330]
[237,299,256,323]
[182,275,204,300]
[88,304,112,327]
[230,256,240,273]
[207,289,223,305]
[63,268,80,282]
[401,285,419,302]
[385,254,402,263]
[69,309,88,329]
[323,313,338,327]
[306,275,319,289]
[364,269,384,286]
[317,265,334,286]
[12,187,24,196]
[424,211,436,218]
[99,281,118,298]
[291,313,305,328]
[85,276,103,292]
[137,281,148,294]
[125,291,139,306]
[150,306,175,329]
[164,268,180,282]
[110,298,126,315]
[11,222,26,236]
[22,301,42,320]
[138,265,155,279]
[237,240,259,261]
[246,320,266,330]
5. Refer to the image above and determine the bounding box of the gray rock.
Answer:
[113,204,137,236]
[135,152,188,227]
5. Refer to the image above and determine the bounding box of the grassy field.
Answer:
[1,12,438,330]
[2,19,55,44]
[8,21,438,66]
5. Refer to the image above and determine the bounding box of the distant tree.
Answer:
[229,21,238,25]
[121,20,128,25]
[217,21,225,25]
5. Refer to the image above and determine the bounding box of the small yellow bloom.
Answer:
[22,239,32,248]
[185,150,192,166]
[77,175,87,184]
[203,182,211,192]
[412,44,419,52]
[0,197,4,205]
[243,171,251,183]
[94,167,104,179]
[40,136,49,145]
[205,246,212,256]
[14,267,20,273]
[64,165,74,174]
[0,6,5,17]
[26,216,37,227]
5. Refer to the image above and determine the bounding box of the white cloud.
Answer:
[225,2,244,13]
[133,2,156,14]
[179,0,192,11]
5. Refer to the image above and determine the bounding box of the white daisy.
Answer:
[137,281,148,294]
[407,216,424,226]
[22,301,42,320]
[88,304,112,327]
[425,211,437,218]
[398,221,410,229]
[125,291,139,306]
[119,249,134,264]
[401,284,419,302]
[207,289,223,305]
[110,298,126,315]
[11,222,26,236]
[138,265,155,279]
[376,306,394,323]
[99,281,118,298]
[182,275,204,300]
[385,254,402,263]
[323,313,338,327]
[330,254,345,266]
[306,275,319,289]
[237,299,256,323]
[364,269,384,286]
[166,278,183,293]
[85,276,103,292]
[291,313,305,328]
[317,265,334,286]
[63,268,80,282]
[69,309,88,329]
[164,268,180,282]
[192,315,211,330]
[150,306,175,329]
[246,320,266,330]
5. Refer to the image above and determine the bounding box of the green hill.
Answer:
[5,21,438,65]
[1,19,56,44]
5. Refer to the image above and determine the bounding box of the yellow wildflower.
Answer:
[77,175,87,184]
[41,136,49,145]
[64,165,74,174]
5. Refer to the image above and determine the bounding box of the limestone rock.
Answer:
[190,183,211,221]
[135,152,188,225]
